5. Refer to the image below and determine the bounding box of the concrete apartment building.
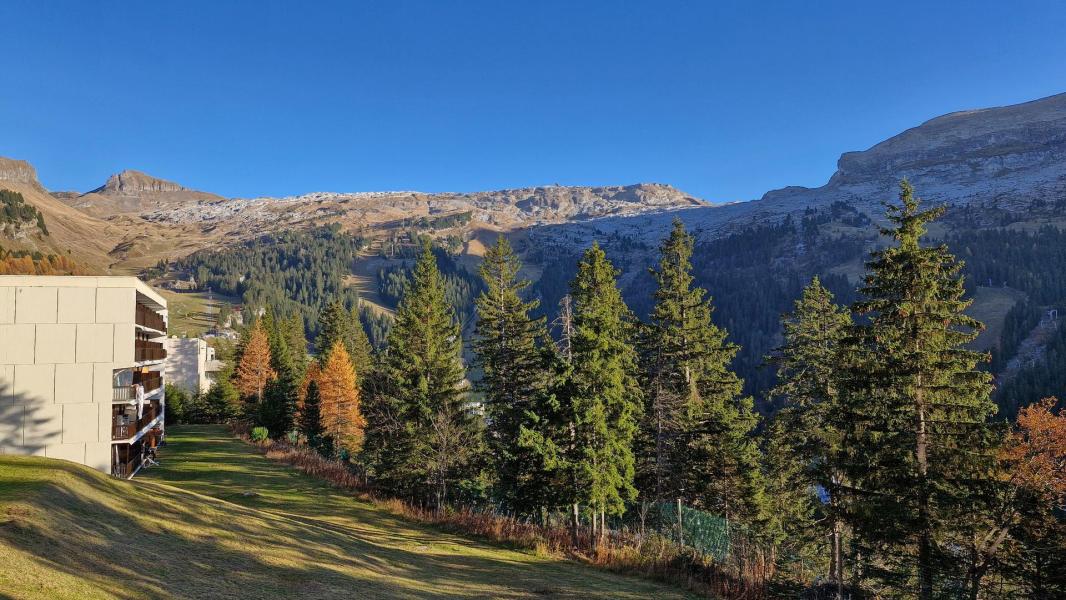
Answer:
[0,275,168,477]
[165,336,223,395]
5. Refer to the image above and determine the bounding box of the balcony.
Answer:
[111,399,162,441]
[112,377,162,402]
[135,339,166,363]
[136,304,167,334]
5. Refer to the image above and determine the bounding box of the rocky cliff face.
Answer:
[0,157,44,190]
[759,92,1066,212]
[529,92,1066,248]
[90,170,188,195]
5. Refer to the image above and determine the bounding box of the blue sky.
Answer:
[2,1,1065,201]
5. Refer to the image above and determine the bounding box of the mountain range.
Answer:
[2,91,1065,272]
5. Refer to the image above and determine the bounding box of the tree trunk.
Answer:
[571,503,580,547]
[832,515,843,600]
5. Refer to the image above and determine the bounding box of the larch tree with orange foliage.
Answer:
[235,320,276,405]
[964,398,1066,598]
[316,341,365,457]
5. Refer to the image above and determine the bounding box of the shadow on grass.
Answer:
[0,425,686,599]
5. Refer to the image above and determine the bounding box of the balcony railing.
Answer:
[135,340,166,362]
[111,399,161,440]
[112,378,161,402]
[136,304,167,333]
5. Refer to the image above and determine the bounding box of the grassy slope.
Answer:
[0,425,689,600]
[157,289,235,337]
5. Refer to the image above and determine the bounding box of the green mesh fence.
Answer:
[643,501,735,562]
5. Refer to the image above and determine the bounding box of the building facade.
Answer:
[164,336,222,395]
[0,276,167,477]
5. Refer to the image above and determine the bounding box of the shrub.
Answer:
[251,426,269,443]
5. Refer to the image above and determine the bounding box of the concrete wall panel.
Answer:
[113,324,135,364]
[0,403,22,447]
[58,287,96,323]
[93,364,114,403]
[96,288,135,324]
[76,324,113,363]
[85,441,111,474]
[14,364,55,404]
[46,443,85,464]
[55,364,93,404]
[97,402,112,441]
[23,403,61,449]
[0,287,13,323]
[0,364,12,403]
[15,287,58,323]
[62,403,98,443]
[35,324,77,363]
[0,324,36,364]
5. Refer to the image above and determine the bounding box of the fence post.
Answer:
[677,497,684,548]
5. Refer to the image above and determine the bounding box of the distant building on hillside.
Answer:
[164,337,223,395]
[0,275,168,478]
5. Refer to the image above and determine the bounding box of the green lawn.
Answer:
[0,425,690,599]
[156,289,235,337]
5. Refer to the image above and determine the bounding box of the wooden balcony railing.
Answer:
[136,304,167,333]
[135,339,166,362]
[112,377,161,402]
[111,400,161,440]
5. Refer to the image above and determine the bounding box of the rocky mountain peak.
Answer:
[0,157,44,189]
[91,169,188,195]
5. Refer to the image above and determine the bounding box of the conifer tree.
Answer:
[260,310,299,435]
[839,181,997,598]
[284,313,309,380]
[639,219,765,523]
[317,298,373,382]
[473,236,556,515]
[560,243,643,531]
[769,276,852,593]
[235,320,276,407]
[317,341,365,456]
[299,379,329,455]
[365,242,481,504]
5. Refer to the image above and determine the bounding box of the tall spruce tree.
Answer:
[473,236,557,516]
[839,181,997,598]
[259,310,299,435]
[299,379,329,455]
[640,219,765,523]
[364,242,482,504]
[769,276,852,594]
[316,298,373,381]
[559,243,642,532]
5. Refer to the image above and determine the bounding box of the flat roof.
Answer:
[0,275,167,309]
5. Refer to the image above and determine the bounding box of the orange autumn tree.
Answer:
[235,320,276,404]
[316,341,366,456]
[1001,398,1066,507]
[963,398,1066,596]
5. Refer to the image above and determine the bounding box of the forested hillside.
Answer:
[200,186,1064,598]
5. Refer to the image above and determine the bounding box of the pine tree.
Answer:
[768,276,852,593]
[284,313,309,380]
[259,310,299,435]
[299,379,329,455]
[317,341,365,456]
[839,181,998,598]
[364,242,481,504]
[316,298,373,382]
[640,219,765,523]
[559,243,642,532]
[473,236,556,516]
[235,320,276,408]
